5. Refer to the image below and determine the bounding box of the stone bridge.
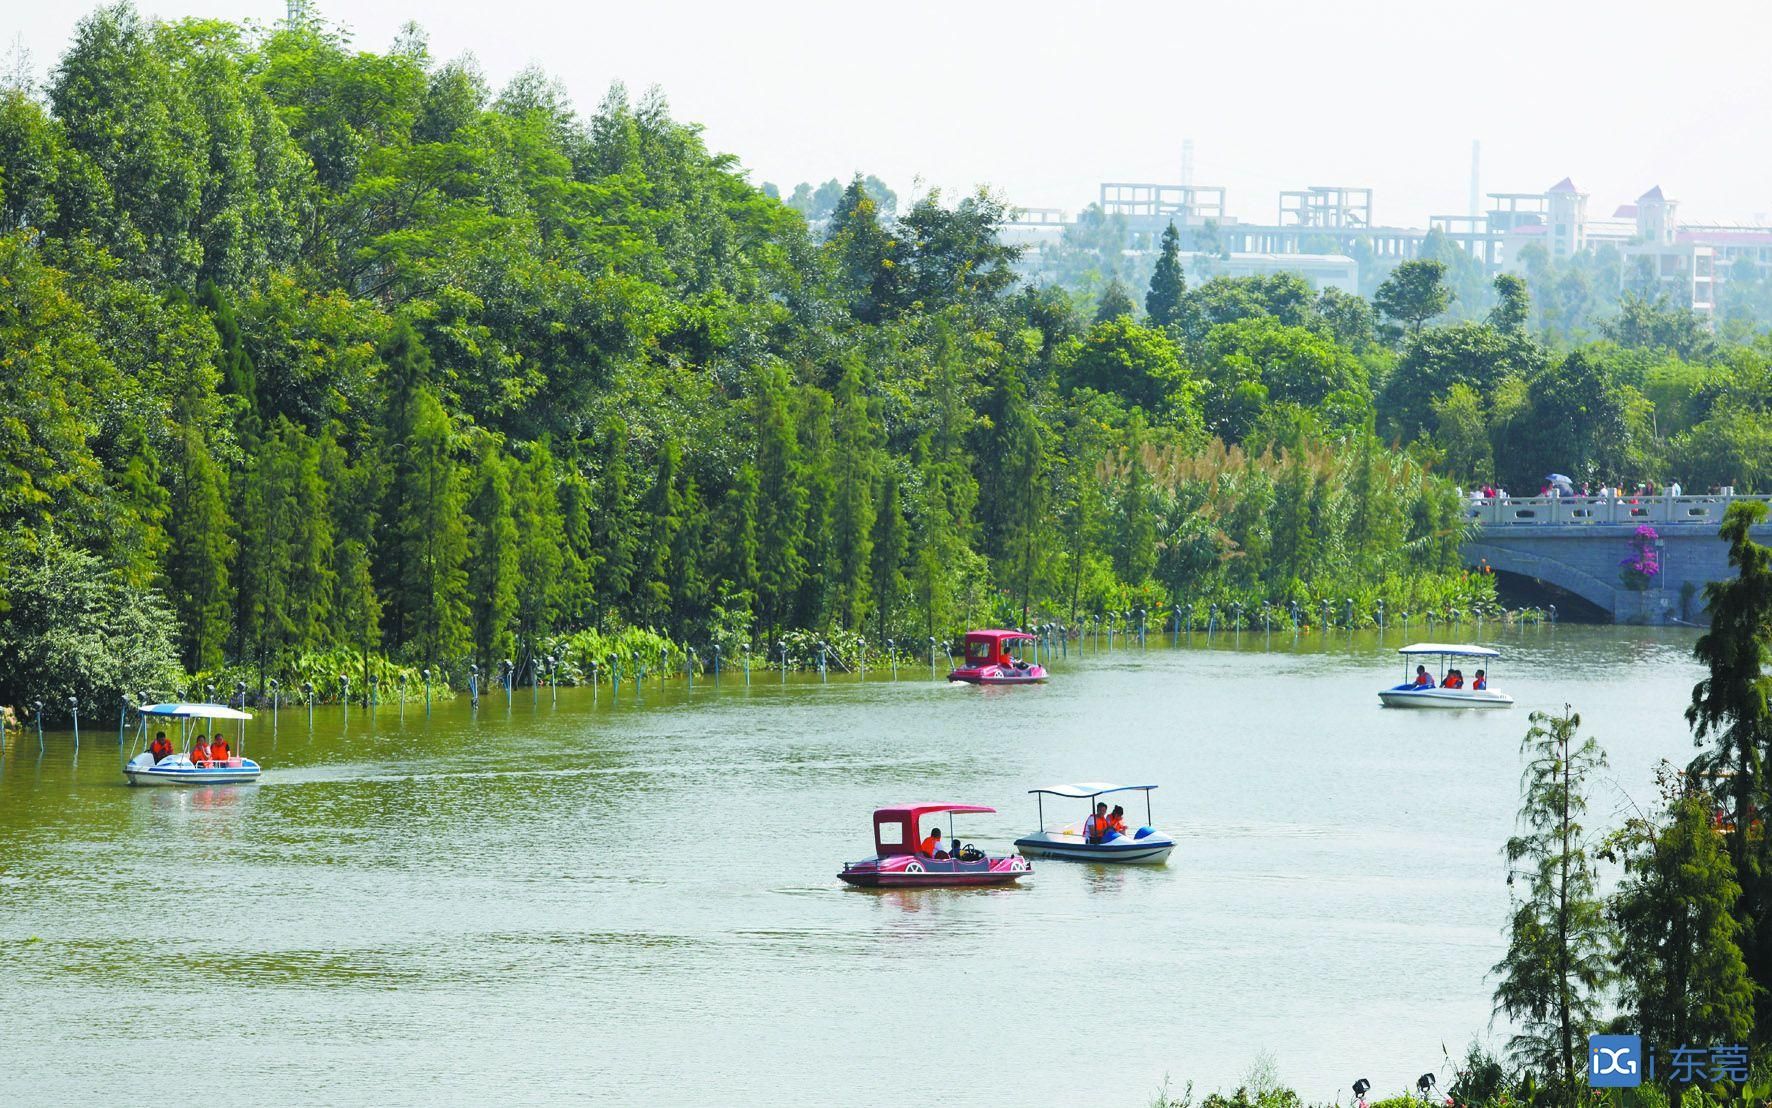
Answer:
[1460,494,1772,623]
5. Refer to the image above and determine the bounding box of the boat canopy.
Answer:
[1028,783,1158,798]
[140,702,253,721]
[875,803,996,821]
[1396,643,1500,659]
[872,803,995,856]
[961,629,1036,646]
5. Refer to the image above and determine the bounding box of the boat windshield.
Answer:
[967,640,994,661]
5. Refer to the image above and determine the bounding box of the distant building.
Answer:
[1010,173,1771,316]
[1545,177,1588,261]
[1618,186,1716,313]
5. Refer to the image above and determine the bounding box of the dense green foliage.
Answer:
[1686,502,1772,1029]
[0,5,1497,711]
[1610,789,1755,1107]
[1038,208,1772,496]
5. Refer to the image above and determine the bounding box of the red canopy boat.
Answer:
[838,803,1032,887]
[946,629,1047,685]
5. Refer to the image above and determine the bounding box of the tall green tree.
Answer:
[753,367,806,635]
[791,388,836,629]
[824,176,898,324]
[869,467,908,642]
[1145,221,1187,328]
[104,419,170,590]
[337,537,382,691]
[976,349,1049,622]
[1492,707,1614,1106]
[1111,418,1158,586]
[1488,274,1531,335]
[512,442,566,659]
[386,384,468,670]
[717,462,762,631]
[589,417,637,626]
[464,438,518,675]
[1095,279,1134,323]
[828,364,878,629]
[555,461,596,630]
[233,417,333,685]
[165,419,234,670]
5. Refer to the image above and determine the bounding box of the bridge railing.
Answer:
[1471,493,1772,528]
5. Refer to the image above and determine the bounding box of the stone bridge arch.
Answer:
[1462,539,1621,619]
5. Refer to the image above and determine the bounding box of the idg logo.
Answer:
[1589,1034,1643,1087]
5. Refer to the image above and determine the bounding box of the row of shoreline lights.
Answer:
[0,604,1557,752]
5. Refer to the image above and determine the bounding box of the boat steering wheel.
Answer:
[955,843,985,863]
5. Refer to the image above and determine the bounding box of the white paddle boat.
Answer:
[1013,783,1174,864]
[124,703,262,786]
[1379,644,1515,709]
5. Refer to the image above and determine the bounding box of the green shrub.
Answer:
[0,536,180,722]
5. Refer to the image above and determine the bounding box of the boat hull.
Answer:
[838,852,1031,888]
[124,752,262,786]
[948,664,1048,685]
[1378,686,1514,709]
[1014,831,1174,865]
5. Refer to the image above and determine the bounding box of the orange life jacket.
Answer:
[212,739,232,761]
[1414,673,1433,687]
[191,743,211,766]
[1085,814,1109,842]
[1472,676,1486,690]
[919,834,942,856]
[1108,815,1128,834]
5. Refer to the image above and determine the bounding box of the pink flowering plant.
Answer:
[1619,524,1661,590]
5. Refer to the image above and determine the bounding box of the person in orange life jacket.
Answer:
[1084,803,1112,843]
[1107,805,1128,838]
[149,732,173,763]
[190,736,212,767]
[1472,669,1487,691]
[211,732,232,763]
[1443,670,1463,690]
[1413,665,1434,688]
[919,828,947,858]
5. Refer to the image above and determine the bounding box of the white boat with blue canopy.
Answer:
[124,703,262,786]
[1378,643,1514,710]
[1013,783,1175,864]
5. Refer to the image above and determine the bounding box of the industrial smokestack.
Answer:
[1469,140,1481,218]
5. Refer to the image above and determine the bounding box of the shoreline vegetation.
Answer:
[3,5,1768,726]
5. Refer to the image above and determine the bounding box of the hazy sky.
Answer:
[12,0,1772,227]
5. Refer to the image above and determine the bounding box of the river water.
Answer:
[0,625,1708,1106]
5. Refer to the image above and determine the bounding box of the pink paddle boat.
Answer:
[946,629,1047,685]
[838,803,1032,888]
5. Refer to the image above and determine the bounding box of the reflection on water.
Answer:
[0,625,1708,1106]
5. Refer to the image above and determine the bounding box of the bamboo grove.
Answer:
[2,7,1510,711]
